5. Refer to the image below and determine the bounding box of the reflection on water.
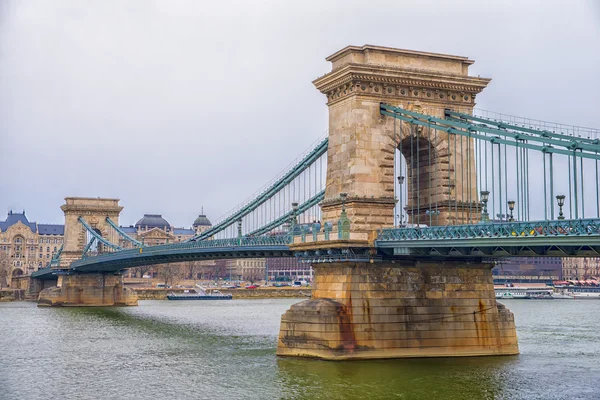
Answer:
[276,356,516,400]
[1,299,599,400]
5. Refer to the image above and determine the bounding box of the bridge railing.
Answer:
[73,234,295,265]
[377,218,600,242]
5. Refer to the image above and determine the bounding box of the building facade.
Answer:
[492,257,563,283]
[266,257,313,282]
[562,257,600,281]
[0,211,64,285]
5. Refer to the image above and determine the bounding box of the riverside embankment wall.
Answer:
[135,288,312,300]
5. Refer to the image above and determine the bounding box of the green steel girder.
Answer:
[78,217,122,251]
[380,104,600,160]
[376,218,600,258]
[190,137,328,241]
[445,115,600,153]
[81,237,97,257]
[49,244,63,267]
[446,110,600,147]
[70,235,294,272]
[377,218,600,242]
[389,244,600,258]
[248,190,325,236]
[106,217,145,247]
[31,267,57,280]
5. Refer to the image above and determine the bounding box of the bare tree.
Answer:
[213,263,228,282]
[183,260,201,280]
[157,263,185,287]
[132,265,153,278]
[244,269,264,285]
[0,252,9,289]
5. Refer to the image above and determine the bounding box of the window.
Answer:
[39,246,42,252]
[46,247,50,252]
[46,254,50,259]
[53,246,57,252]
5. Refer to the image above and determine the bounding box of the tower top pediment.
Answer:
[326,45,474,76]
[313,44,490,107]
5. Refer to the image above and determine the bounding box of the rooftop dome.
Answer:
[135,214,171,229]
[193,214,212,227]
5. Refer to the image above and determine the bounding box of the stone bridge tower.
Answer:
[59,197,123,268]
[277,45,518,360]
[39,197,136,307]
[314,45,490,229]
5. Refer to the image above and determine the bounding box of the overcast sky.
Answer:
[1,0,599,228]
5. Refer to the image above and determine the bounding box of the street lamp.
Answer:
[339,192,347,212]
[556,195,566,220]
[291,202,299,225]
[507,200,515,222]
[397,176,405,226]
[480,190,490,222]
[425,209,440,226]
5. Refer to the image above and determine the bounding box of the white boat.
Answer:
[568,288,600,299]
[495,290,529,299]
[494,287,554,299]
[553,285,600,299]
[550,292,573,299]
[167,284,233,300]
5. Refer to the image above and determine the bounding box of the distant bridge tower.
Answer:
[38,197,136,307]
[59,197,123,268]
[314,45,489,229]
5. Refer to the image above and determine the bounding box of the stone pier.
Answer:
[277,261,518,359]
[38,273,138,307]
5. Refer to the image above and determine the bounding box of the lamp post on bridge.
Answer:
[556,195,566,220]
[289,202,299,236]
[480,190,490,222]
[397,175,405,227]
[507,200,515,222]
[425,209,440,226]
[291,202,299,225]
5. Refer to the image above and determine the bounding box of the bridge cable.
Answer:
[247,190,325,237]
[105,217,145,247]
[189,137,328,241]
[78,217,122,251]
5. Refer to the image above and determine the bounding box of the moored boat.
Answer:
[553,282,600,299]
[551,292,574,299]
[569,287,600,299]
[167,285,233,300]
[494,285,554,300]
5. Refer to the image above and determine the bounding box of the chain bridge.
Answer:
[34,45,600,361]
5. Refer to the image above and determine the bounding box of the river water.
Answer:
[1,299,599,400]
